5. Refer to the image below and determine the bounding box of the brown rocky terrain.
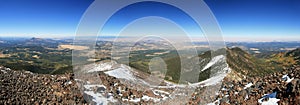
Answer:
[0,66,87,104]
[1,64,300,104]
[207,65,300,105]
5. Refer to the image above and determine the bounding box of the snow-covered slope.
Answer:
[83,83,118,104]
[87,61,116,73]
[104,65,136,81]
[201,55,225,72]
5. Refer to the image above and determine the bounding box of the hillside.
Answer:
[266,48,299,68]
[226,47,281,77]
[285,48,300,64]
[128,47,283,83]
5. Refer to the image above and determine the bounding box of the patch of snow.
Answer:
[215,92,220,95]
[104,66,136,81]
[153,90,170,95]
[129,98,141,103]
[142,95,151,101]
[282,74,288,80]
[244,83,253,89]
[191,73,227,87]
[122,98,129,101]
[286,77,294,83]
[67,81,72,85]
[24,71,33,74]
[141,95,162,102]
[282,74,294,83]
[84,91,117,105]
[258,98,280,105]
[87,62,113,73]
[221,88,227,91]
[201,55,225,71]
[244,94,249,101]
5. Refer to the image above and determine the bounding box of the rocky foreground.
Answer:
[207,66,300,105]
[1,64,300,105]
[0,66,86,104]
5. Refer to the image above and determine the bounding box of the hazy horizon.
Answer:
[0,0,299,42]
[1,35,300,42]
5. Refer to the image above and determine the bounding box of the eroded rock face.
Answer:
[0,66,86,104]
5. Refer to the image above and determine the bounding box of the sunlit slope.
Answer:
[129,47,283,83]
[226,47,280,76]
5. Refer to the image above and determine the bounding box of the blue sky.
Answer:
[100,1,202,37]
[0,0,93,37]
[0,0,299,41]
[205,0,300,41]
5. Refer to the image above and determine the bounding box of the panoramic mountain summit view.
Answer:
[1,0,300,105]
